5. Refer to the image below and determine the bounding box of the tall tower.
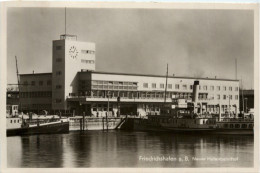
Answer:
[52,34,96,111]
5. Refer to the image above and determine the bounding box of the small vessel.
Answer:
[6,105,70,137]
[215,117,254,135]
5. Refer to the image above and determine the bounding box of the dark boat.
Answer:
[6,117,69,136]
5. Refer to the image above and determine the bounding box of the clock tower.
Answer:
[52,34,96,111]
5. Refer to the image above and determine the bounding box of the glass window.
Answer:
[223,95,226,100]
[47,80,52,86]
[235,95,238,100]
[56,58,62,62]
[175,84,179,89]
[56,71,62,75]
[39,81,43,86]
[168,84,172,89]
[203,85,207,90]
[152,83,156,88]
[210,86,214,90]
[217,95,220,100]
[217,86,220,91]
[190,85,193,90]
[229,87,232,91]
[143,83,148,88]
[56,46,62,50]
[160,84,164,89]
[183,85,187,90]
[223,86,226,91]
[235,87,239,91]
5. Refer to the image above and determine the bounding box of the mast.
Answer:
[164,63,168,104]
[241,77,244,113]
[65,7,66,35]
[235,58,237,80]
[15,56,20,86]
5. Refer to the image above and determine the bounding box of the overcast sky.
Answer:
[7,8,254,89]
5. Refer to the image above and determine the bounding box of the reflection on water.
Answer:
[7,131,254,168]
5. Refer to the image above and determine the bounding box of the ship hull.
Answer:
[7,122,69,137]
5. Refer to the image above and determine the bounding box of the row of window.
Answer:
[82,90,239,101]
[91,80,138,86]
[20,92,52,98]
[81,50,95,54]
[92,85,138,90]
[23,80,52,86]
[143,83,239,91]
[20,104,52,109]
[55,46,95,54]
[81,60,95,64]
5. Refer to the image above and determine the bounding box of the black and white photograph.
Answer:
[0,2,259,172]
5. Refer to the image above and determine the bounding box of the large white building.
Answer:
[19,34,240,117]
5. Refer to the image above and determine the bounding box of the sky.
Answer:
[7,7,254,89]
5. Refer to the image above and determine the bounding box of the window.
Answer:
[229,86,232,91]
[55,99,62,103]
[81,60,95,64]
[210,86,214,91]
[175,84,179,89]
[56,85,62,89]
[223,95,226,100]
[217,86,220,91]
[235,95,238,100]
[31,81,35,86]
[168,84,172,89]
[223,86,226,91]
[229,95,232,100]
[217,95,220,100]
[81,50,95,54]
[203,85,207,90]
[160,84,164,89]
[190,85,193,90]
[47,80,52,86]
[183,85,187,90]
[24,81,28,86]
[235,87,238,91]
[56,71,62,75]
[39,81,43,86]
[56,58,62,62]
[56,46,62,50]
[152,83,156,89]
[143,83,148,88]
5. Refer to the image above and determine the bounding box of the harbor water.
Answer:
[7,131,253,168]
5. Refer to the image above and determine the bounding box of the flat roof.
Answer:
[79,71,239,82]
[20,72,52,76]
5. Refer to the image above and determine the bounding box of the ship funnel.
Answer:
[192,81,199,103]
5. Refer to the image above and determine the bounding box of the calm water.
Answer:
[7,131,254,168]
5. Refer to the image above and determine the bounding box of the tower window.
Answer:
[39,81,43,86]
[56,58,62,62]
[56,85,62,89]
[56,46,62,50]
[47,80,52,86]
[56,71,62,75]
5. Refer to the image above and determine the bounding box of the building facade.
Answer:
[19,35,240,117]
